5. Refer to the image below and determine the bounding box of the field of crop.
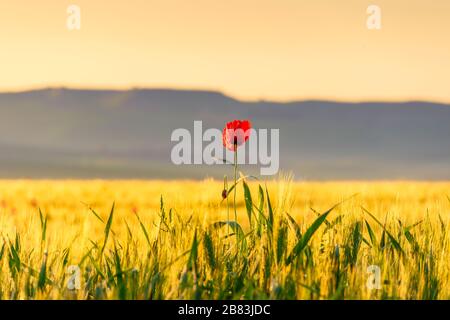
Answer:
[0,179,449,300]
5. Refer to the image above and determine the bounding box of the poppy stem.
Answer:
[225,176,230,238]
[233,147,238,227]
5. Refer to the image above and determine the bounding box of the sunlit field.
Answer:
[0,179,449,300]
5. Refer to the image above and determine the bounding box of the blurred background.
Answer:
[0,0,449,179]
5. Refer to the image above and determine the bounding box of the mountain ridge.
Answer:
[2,87,449,107]
[0,88,449,180]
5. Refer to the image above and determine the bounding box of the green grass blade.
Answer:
[362,207,404,254]
[286,213,302,240]
[203,231,216,270]
[134,212,151,247]
[265,186,274,236]
[100,202,115,257]
[365,220,377,246]
[286,204,336,264]
[242,180,253,226]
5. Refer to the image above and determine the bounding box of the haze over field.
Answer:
[0,88,449,180]
[1,1,449,180]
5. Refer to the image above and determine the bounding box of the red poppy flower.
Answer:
[222,120,252,151]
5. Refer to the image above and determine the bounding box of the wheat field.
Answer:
[0,179,449,300]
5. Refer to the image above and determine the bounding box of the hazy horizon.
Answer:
[1,1,449,180]
[2,86,450,105]
[1,88,449,180]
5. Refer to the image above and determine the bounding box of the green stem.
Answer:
[233,148,238,247]
[233,148,238,225]
[225,176,230,237]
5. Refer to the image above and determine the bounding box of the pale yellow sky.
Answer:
[0,0,449,101]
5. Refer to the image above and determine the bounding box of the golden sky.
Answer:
[0,0,449,101]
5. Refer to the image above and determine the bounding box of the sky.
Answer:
[0,0,449,102]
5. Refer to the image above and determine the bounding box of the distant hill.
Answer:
[0,88,449,180]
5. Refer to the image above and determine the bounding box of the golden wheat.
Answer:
[0,179,448,299]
